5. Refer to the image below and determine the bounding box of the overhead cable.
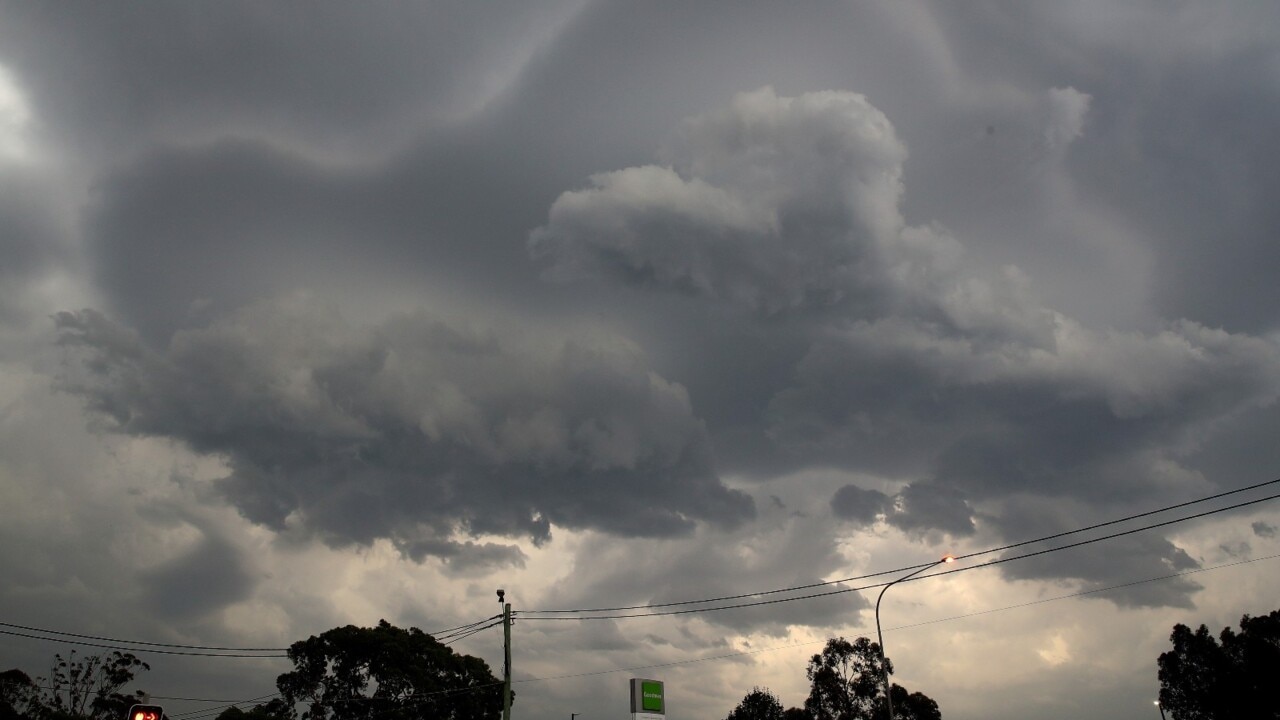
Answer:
[513,552,1280,682]
[524,477,1280,614]
[517,490,1280,621]
[0,614,501,657]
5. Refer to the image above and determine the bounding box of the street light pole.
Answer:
[875,555,954,720]
[1154,700,1168,720]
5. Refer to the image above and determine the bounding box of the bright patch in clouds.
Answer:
[0,63,32,160]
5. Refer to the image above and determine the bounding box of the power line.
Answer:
[29,689,275,705]
[0,630,289,658]
[168,693,281,720]
[0,622,285,652]
[441,620,503,646]
[0,616,501,657]
[890,552,1280,632]
[517,490,1280,621]
[525,476,1280,614]
[512,552,1280,683]
[433,615,503,642]
[430,615,504,639]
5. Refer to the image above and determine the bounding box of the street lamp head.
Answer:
[941,555,956,563]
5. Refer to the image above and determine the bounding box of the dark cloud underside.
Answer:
[54,302,753,554]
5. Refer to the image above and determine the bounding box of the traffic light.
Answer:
[126,704,164,720]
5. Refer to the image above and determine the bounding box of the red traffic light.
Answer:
[127,704,164,720]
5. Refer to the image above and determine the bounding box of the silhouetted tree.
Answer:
[876,685,941,720]
[2,652,151,720]
[804,637,885,720]
[801,637,941,720]
[274,620,505,720]
[214,700,293,720]
[1,670,38,720]
[1158,609,1280,720]
[726,687,785,720]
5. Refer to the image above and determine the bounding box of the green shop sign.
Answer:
[629,678,665,715]
[641,681,664,713]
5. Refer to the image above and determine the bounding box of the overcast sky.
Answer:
[3,3,1280,720]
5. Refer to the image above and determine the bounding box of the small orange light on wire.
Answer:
[942,555,956,563]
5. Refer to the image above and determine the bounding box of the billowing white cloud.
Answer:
[532,87,921,315]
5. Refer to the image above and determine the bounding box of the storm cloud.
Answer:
[54,300,754,555]
[4,4,1280,720]
[529,86,1280,601]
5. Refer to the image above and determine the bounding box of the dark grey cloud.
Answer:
[774,316,1280,503]
[0,170,65,325]
[140,522,255,621]
[1254,521,1277,539]
[399,538,527,577]
[998,533,1202,609]
[527,488,867,635]
[885,482,976,539]
[52,301,753,554]
[81,128,580,343]
[84,139,371,340]
[917,1,1280,334]
[830,484,890,527]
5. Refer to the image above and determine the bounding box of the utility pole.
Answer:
[499,589,512,720]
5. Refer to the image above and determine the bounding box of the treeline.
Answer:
[5,610,1278,720]
[729,607,1280,720]
[1,652,149,720]
[1157,609,1280,719]
[1,621,505,720]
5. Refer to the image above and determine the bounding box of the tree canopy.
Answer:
[725,637,941,720]
[271,620,505,720]
[801,637,940,720]
[726,687,786,720]
[1,652,149,720]
[1157,609,1280,720]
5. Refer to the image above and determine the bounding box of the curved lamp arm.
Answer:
[875,556,954,720]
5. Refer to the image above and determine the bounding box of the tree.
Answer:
[2,652,151,720]
[1158,609,1280,720]
[21,652,150,720]
[1,670,38,720]
[804,637,885,720]
[273,620,506,720]
[726,687,785,720]
[878,685,941,720]
[214,700,293,720]
[800,637,941,720]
